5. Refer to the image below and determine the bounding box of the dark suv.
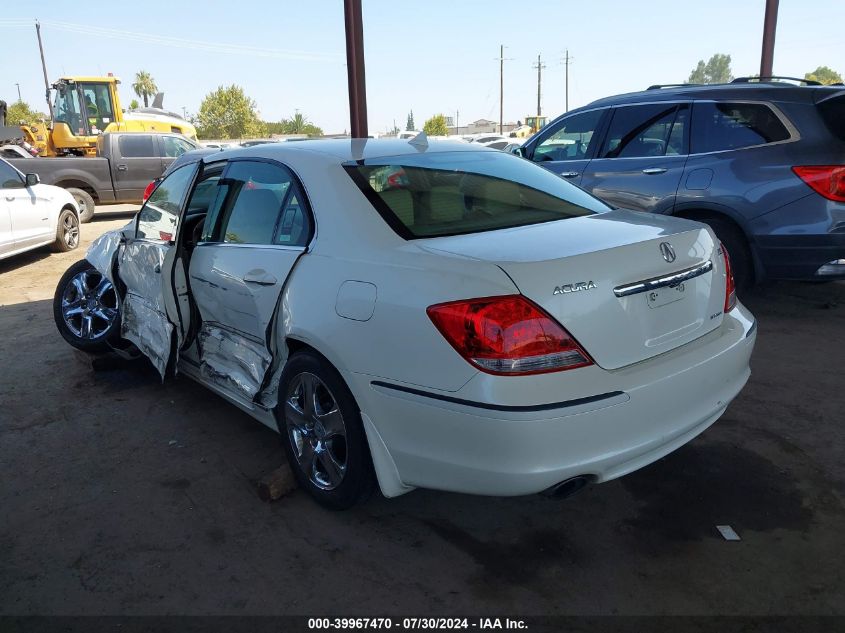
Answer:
[518,79,845,290]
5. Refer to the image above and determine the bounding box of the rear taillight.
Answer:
[721,243,737,312]
[427,295,593,375]
[792,166,845,202]
[142,180,157,202]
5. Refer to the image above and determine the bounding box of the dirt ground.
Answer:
[1,214,843,616]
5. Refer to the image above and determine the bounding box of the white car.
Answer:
[52,140,756,509]
[1,158,80,260]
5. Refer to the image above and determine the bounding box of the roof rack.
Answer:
[732,76,822,86]
[646,83,702,90]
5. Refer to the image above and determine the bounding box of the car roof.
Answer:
[202,138,489,166]
[577,82,845,111]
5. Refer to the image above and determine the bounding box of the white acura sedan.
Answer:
[1,158,80,260]
[53,139,756,509]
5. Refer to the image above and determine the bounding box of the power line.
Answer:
[1,19,343,62]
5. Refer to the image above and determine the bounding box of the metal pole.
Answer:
[344,0,368,138]
[536,54,542,117]
[15,83,21,102]
[35,20,54,118]
[565,49,569,112]
[760,0,779,79]
[499,45,504,135]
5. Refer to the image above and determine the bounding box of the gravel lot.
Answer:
[1,214,843,616]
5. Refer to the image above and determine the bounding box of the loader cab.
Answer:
[53,78,119,140]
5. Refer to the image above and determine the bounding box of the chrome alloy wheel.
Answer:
[285,372,348,490]
[61,268,118,340]
[62,212,80,249]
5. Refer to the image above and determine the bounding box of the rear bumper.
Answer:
[755,233,845,280]
[350,306,756,497]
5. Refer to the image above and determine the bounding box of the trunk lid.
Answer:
[418,210,726,370]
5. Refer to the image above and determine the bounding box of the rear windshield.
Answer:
[345,151,609,239]
[818,96,845,142]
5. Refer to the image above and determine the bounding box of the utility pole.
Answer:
[563,49,572,112]
[499,45,504,134]
[35,20,54,119]
[455,109,459,136]
[532,54,546,116]
[760,0,779,78]
[15,83,21,102]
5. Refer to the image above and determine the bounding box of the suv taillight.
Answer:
[142,180,157,202]
[427,295,593,375]
[721,243,737,312]
[792,166,845,202]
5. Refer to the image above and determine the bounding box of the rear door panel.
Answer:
[580,103,689,214]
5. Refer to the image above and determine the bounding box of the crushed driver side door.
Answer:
[116,162,198,377]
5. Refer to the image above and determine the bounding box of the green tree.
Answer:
[132,70,158,108]
[279,112,323,136]
[688,54,733,84]
[195,84,267,139]
[805,66,843,85]
[423,113,448,136]
[129,99,140,110]
[406,110,415,131]
[6,100,47,126]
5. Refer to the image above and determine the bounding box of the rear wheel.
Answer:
[53,259,121,353]
[698,216,753,296]
[66,188,96,223]
[277,350,375,509]
[50,208,80,252]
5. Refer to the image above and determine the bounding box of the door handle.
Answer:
[560,171,580,178]
[5,196,13,202]
[117,164,128,171]
[642,167,667,175]
[243,269,278,285]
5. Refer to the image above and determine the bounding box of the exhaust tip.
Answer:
[541,475,592,499]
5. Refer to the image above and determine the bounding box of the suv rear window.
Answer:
[346,151,609,239]
[691,102,790,153]
[818,96,845,141]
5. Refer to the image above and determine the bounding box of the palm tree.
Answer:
[282,112,309,134]
[132,71,158,108]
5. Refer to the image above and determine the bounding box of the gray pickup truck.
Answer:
[6,132,198,222]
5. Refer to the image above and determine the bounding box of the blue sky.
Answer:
[2,1,843,135]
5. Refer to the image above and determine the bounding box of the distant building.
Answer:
[448,118,520,137]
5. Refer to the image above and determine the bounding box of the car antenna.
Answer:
[408,131,428,148]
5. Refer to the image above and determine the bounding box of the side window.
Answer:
[0,161,24,189]
[204,160,309,246]
[601,104,686,158]
[118,135,156,158]
[691,102,791,153]
[162,136,195,158]
[532,109,605,162]
[136,164,196,241]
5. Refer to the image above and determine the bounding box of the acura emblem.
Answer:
[659,242,676,263]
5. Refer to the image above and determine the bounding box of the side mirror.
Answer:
[25,173,40,187]
[512,147,526,158]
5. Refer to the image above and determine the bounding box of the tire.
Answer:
[66,188,96,223]
[53,259,122,353]
[50,207,80,253]
[276,350,375,510]
[699,216,753,296]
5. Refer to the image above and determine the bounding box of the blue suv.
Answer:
[518,78,845,291]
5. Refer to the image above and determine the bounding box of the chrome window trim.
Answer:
[193,242,307,252]
[614,260,714,298]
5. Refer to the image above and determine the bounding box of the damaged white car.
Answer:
[53,139,756,509]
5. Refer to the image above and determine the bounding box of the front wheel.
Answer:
[53,259,121,353]
[51,208,80,252]
[276,350,375,510]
